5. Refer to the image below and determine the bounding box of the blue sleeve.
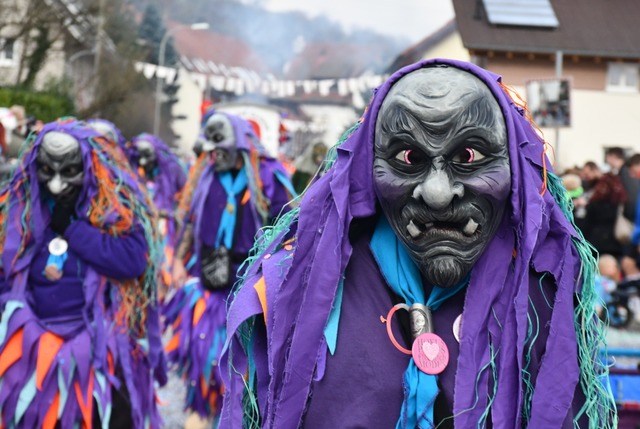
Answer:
[633,196,640,245]
[64,219,148,279]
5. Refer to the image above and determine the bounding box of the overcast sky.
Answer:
[262,0,455,44]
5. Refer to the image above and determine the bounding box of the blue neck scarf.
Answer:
[370,216,468,429]
[216,169,248,249]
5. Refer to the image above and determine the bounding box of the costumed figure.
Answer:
[219,60,617,428]
[131,133,188,297]
[291,142,328,194]
[0,118,167,428]
[86,119,130,157]
[164,111,296,420]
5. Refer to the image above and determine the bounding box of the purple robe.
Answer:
[28,222,146,321]
[303,228,588,428]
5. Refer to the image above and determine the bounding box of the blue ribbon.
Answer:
[370,216,468,429]
[215,170,248,249]
[45,251,68,274]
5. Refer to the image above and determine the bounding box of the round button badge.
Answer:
[48,237,68,256]
[453,314,463,343]
[411,332,449,375]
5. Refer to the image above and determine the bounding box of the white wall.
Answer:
[421,31,470,62]
[172,68,203,156]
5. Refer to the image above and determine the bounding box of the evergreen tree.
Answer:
[137,3,178,65]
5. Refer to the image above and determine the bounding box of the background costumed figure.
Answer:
[164,111,295,422]
[130,133,188,297]
[0,118,167,428]
[219,60,617,428]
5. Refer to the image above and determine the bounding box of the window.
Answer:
[606,63,639,93]
[0,38,15,65]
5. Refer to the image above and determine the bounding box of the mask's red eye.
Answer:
[452,148,485,163]
[394,149,426,165]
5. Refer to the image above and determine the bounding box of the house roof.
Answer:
[386,19,457,72]
[453,0,640,59]
[169,23,274,77]
[284,42,388,80]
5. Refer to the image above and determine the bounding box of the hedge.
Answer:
[0,87,75,122]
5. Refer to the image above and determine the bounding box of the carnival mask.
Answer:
[87,120,117,146]
[203,113,238,172]
[193,134,206,158]
[134,139,158,177]
[36,131,84,206]
[373,66,511,288]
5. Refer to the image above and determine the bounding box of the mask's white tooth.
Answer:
[424,222,434,229]
[407,220,422,238]
[463,218,478,236]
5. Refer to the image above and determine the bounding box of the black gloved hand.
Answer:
[50,203,75,235]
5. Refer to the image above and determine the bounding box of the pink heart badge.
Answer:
[412,332,449,375]
[422,341,440,361]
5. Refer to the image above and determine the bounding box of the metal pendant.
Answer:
[48,237,68,256]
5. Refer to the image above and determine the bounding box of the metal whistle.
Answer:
[409,303,432,340]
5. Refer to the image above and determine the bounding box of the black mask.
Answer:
[203,113,238,172]
[373,66,510,288]
[36,131,84,206]
[134,140,158,178]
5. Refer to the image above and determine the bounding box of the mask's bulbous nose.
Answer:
[412,165,464,210]
[48,174,67,195]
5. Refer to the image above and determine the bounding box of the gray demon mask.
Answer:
[88,121,117,146]
[36,131,84,206]
[373,66,511,288]
[134,139,158,178]
[203,113,238,172]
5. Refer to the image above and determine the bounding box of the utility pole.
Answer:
[554,50,563,166]
[93,0,107,115]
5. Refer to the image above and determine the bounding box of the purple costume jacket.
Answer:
[219,59,616,428]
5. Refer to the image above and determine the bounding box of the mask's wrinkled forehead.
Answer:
[203,113,235,152]
[377,66,506,146]
[40,131,81,158]
[88,121,117,144]
[135,139,154,153]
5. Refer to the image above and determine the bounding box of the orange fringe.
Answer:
[89,149,134,233]
[176,152,209,227]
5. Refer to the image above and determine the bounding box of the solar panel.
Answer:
[483,0,559,28]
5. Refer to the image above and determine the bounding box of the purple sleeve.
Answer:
[64,219,148,279]
[0,268,6,295]
[174,162,188,194]
[263,163,293,220]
